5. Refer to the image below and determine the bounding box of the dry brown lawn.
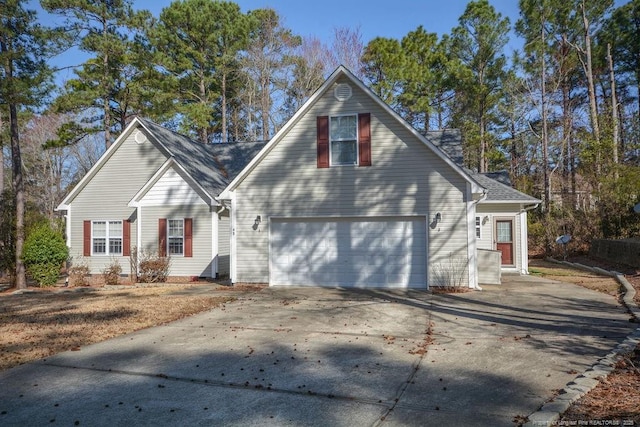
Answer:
[528,258,640,424]
[528,259,622,296]
[0,284,259,371]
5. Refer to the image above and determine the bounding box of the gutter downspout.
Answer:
[470,190,488,290]
[210,198,228,279]
[519,203,540,275]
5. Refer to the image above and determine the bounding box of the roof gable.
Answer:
[220,66,485,197]
[129,159,209,207]
[137,118,266,199]
[57,117,154,209]
[57,117,267,210]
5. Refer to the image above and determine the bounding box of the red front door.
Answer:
[496,219,514,265]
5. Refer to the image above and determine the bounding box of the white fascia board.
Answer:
[478,200,542,205]
[57,117,144,210]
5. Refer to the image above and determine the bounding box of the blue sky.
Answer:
[34,0,627,84]
[137,0,524,50]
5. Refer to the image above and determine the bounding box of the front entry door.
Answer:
[496,219,514,265]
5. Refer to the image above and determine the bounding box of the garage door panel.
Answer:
[270,217,427,288]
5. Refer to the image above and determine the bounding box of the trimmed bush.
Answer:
[68,259,91,287]
[138,251,170,283]
[22,223,68,287]
[102,259,122,286]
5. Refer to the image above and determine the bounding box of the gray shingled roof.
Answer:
[425,129,541,204]
[423,129,465,166]
[139,118,266,198]
[470,171,540,203]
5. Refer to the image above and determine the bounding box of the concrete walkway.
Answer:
[0,276,634,426]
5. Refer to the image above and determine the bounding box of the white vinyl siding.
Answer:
[233,75,470,285]
[141,205,213,277]
[139,167,207,206]
[67,127,166,274]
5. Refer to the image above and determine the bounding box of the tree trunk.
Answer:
[561,75,571,205]
[479,114,486,173]
[510,119,518,180]
[607,43,619,169]
[581,1,600,162]
[102,17,111,149]
[261,73,270,142]
[9,103,26,289]
[221,72,227,143]
[198,72,208,144]
[0,114,4,193]
[541,24,550,215]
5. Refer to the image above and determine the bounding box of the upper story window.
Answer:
[330,115,358,166]
[168,219,184,256]
[317,113,371,168]
[475,216,482,239]
[92,220,122,255]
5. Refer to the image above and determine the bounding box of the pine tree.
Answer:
[450,0,510,173]
[42,0,153,149]
[0,0,56,288]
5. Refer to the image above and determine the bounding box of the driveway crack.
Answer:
[373,300,434,425]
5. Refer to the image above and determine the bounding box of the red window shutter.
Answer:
[83,220,91,257]
[158,218,167,257]
[317,116,329,168]
[358,113,372,166]
[184,218,193,258]
[123,219,131,256]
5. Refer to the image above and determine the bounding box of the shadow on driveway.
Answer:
[0,276,634,426]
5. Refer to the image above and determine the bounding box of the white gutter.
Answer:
[520,203,540,212]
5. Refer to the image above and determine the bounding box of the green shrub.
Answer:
[22,223,68,287]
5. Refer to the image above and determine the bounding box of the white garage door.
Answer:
[270,217,427,288]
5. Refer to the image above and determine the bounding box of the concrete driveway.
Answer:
[0,276,635,426]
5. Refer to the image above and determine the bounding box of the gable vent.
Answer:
[334,83,352,101]
[134,130,148,144]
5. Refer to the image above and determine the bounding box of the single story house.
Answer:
[56,66,540,289]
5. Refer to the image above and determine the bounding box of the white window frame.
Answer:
[167,218,184,256]
[475,216,482,239]
[91,220,123,256]
[329,114,358,166]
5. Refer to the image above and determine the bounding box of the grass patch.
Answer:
[528,259,622,297]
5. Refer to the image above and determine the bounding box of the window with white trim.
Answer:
[330,115,358,165]
[475,216,482,239]
[92,220,122,255]
[168,219,184,256]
